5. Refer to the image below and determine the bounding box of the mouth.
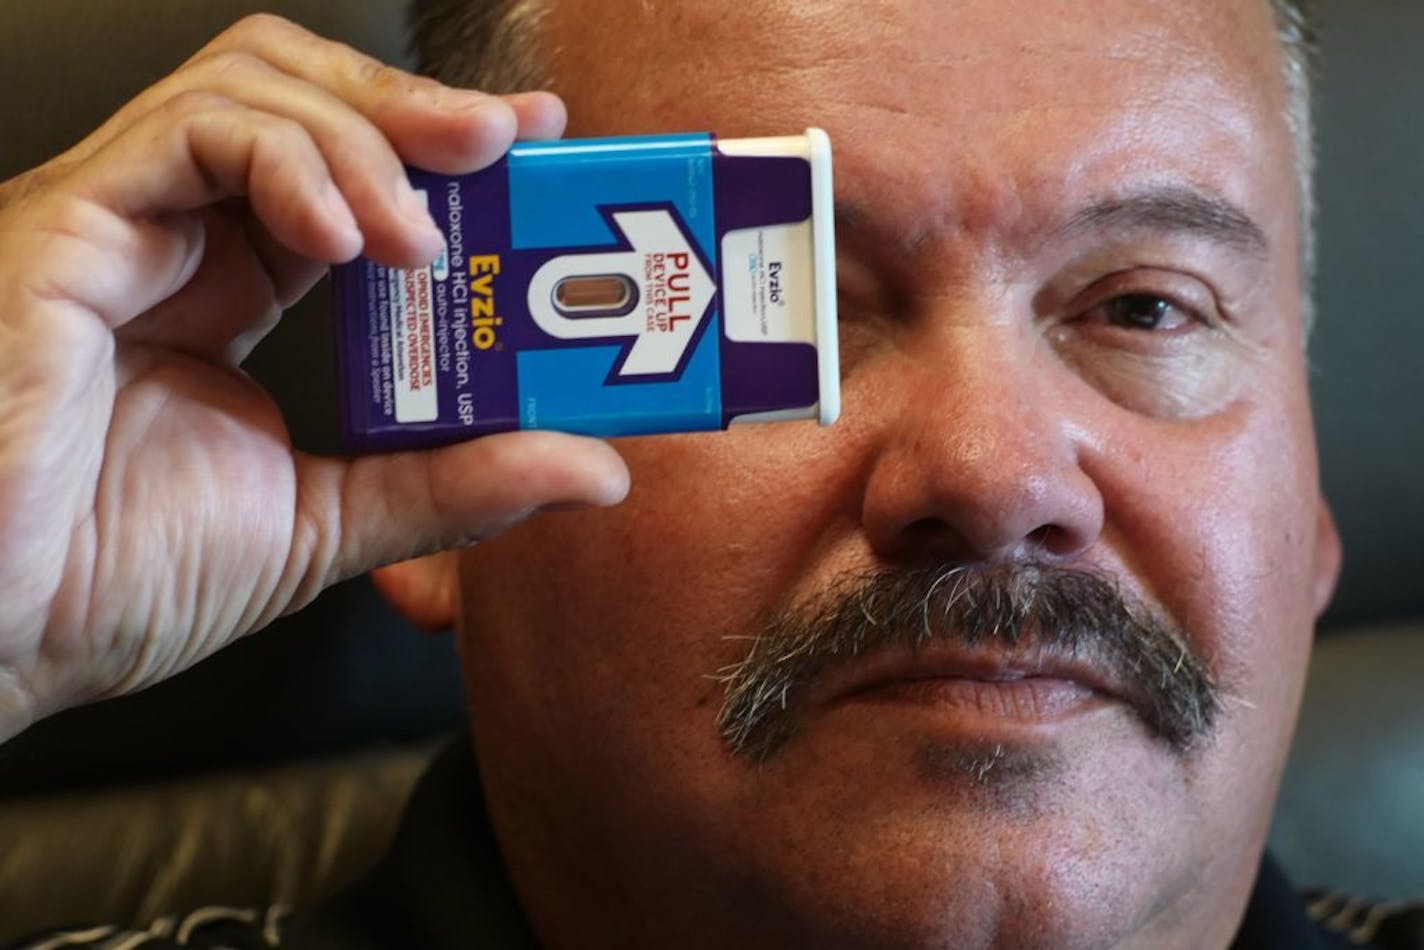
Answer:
[812,645,1133,727]
[717,563,1219,760]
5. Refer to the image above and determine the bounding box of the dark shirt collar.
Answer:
[1233,852,1357,950]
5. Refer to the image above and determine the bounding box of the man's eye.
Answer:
[1048,273,1240,421]
[1100,293,1194,331]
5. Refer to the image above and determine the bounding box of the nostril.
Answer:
[903,518,946,548]
[1028,524,1079,558]
[886,519,1078,563]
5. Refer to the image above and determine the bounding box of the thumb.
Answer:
[289,431,630,603]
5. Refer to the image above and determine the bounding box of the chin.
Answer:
[720,719,1212,950]
[742,824,1195,950]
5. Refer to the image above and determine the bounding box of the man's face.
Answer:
[446,1,1340,946]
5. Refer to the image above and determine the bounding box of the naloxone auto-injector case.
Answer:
[331,129,838,452]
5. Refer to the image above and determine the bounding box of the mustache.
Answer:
[715,563,1220,762]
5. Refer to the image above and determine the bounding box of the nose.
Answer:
[859,325,1104,565]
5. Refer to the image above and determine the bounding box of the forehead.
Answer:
[543,0,1294,255]
[544,0,1284,123]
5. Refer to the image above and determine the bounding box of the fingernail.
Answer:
[472,99,517,137]
[321,181,360,245]
[537,501,598,514]
[538,468,630,513]
[588,461,632,508]
[396,175,434,227]
[396,177,444,257]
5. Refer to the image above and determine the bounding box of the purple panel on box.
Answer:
[712,152,815,232]
[713,152,823,424]
[720,339,821,424]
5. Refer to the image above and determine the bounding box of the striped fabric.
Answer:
[17,895,1424,949]
[1307,891,1424,948]
[16,906,288,950]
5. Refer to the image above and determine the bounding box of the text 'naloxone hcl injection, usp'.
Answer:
[331,129,838,452]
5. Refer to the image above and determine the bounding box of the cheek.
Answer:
[1075,363,1321,871]
[458,421,864,766]
[1089,372,1320,728]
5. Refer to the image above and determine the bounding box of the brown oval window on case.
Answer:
[553,274,635,316]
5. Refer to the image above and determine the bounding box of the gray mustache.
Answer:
[715,563,1220,762]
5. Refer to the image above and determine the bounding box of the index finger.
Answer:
[195,14,567,174]
[41,14,567,187]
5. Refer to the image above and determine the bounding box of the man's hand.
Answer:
[0,15,629,741]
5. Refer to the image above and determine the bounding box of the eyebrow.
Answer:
[1058,186,1269,258]
[834,186,1270,259]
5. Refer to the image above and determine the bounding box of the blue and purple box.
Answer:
[332,130,838,451]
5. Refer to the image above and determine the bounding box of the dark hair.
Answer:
[407,0,551,93]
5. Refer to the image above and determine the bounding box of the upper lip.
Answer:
[809,643,1138,712]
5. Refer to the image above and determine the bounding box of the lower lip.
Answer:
[837,676,1110,724]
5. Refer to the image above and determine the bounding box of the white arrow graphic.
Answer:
[526,208,716,378]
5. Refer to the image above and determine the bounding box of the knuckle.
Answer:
[0,164,62,208]
[220,12,298,47]
[186,14,306,76]
[349,54,435,102]
[29,191,109,251]
[352,55,399,90]
[353,62,450,120]
[191,48,269,83]
[160,88,233,121]
[260,114,313,153]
